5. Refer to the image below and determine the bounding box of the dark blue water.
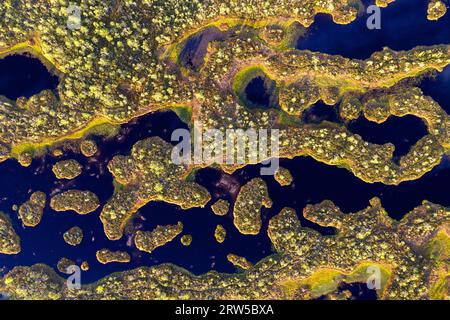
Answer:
[348,115,428,161]
[302,102,340,124]
[245,77,271,107]
[297,0,450,59]
[0,111,271,282]
[0,54,59,100]
[1,1,450,293]
[421,66,450,113]
[244,76,278,109]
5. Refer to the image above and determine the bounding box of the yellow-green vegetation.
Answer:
[232,66,278,109]
[172,106,193,125]
[134,222,183,253]
[344,87,450,148]
[18,191,46,227]
[52,159,82,180]
[211,199,230,216]
[259,22,307,50]
[56,257,75,274]
[180,234,193,246]
[17,151,32,167]
[0,0,361,161]
[0,1,447,187]
[259,24,286,47]
[50,190,99,215]
[274,167,293,186]
[377,0,446,20]
[52,149,64,157]
[96,249,130,264]
[81,261,90,271]
[101,137,210,240]
[1,0,450,301]
[2,200,449,299]
[63,226,83,246]
[426,230,450,299]
[0,212,20,255]
[233,178,272,235]
[227,254,253,270]
[10,117,116,160]
[427,0,448,20]
[214,224,227,243]
[281,263,392,299]
[396,202,450,300]
[376,0,396,7]
[193,26,450,184]
[79,139,98,157]
[0,143,9,163]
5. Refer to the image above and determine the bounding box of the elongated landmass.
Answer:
[0,0,360,158]
[96,249,130,264]
[195,27,450,184]
[0,2,447,188]
[227,254,253,270]
[214,225,227,243]
[50,190,99,215]
[1,0,449,302]
[101,137,210,240]
[233,178,272,235]
[134,222,184,253]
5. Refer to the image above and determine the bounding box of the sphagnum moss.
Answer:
[1,201,448,299]
[1,1,449,301]
[0,2,448,187]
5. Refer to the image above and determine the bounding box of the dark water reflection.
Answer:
[1,0,450,286]
[348,115,428,161]
[297,0,450,59]
[0,54,59,100]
